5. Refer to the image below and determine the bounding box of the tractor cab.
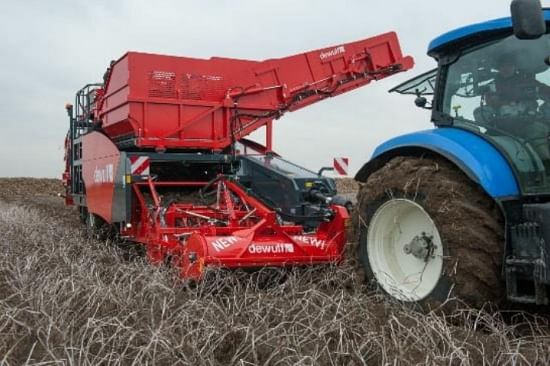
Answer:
[393,11,550,195]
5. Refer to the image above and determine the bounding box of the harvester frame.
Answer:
[63,32,413,278]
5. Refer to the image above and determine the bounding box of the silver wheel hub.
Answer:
[403,233,435,260]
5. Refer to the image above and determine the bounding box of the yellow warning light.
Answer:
[305,181,314,188]
[125,175,132,184]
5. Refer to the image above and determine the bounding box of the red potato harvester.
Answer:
[62,32,413,279]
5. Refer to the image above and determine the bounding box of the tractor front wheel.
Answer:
[356,156,504,308]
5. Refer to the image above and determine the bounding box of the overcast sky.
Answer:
[0,0,543,178]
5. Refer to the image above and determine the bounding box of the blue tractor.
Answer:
[355,0,550,306]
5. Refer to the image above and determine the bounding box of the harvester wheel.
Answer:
[356,156,504,308]
[85,211,107,240]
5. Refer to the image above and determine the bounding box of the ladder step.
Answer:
[507,295,537,304]
[506,258,537,265]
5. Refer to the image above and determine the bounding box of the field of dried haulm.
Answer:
[0,178,549,365]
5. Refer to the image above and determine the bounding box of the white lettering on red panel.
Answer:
[212,236,239,252]
[93,164,114,184]
[320,46,345,60]
[248,243,294,254]
[292,236,326,250]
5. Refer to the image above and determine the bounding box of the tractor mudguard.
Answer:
[355,127,520,199]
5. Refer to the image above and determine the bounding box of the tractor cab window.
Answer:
[440,34,550,194]
[390,68,437,96]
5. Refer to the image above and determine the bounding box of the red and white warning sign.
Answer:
[333,157,349,176]
[129,156,150,175]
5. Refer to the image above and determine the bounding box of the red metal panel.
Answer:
[107,55,129,94]
[97,32,413,150]
[82,132,121,222]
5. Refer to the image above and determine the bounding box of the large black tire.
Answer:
[355,156,504,308]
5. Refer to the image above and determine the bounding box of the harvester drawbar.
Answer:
[63,32,413,279]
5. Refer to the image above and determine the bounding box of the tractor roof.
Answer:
[428,9,550,57]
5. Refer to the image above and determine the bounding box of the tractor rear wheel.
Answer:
[356,156,504,308]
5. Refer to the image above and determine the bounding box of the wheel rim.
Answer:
[367,199,443,302]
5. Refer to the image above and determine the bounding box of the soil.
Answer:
[334,177,360,194]
[0,177,76,225]
[0,177,62,203]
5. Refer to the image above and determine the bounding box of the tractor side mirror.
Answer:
[511,0,546,39]
[415,96,428,108]
[414,89,432,110]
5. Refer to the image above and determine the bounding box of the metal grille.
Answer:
[180,73,225,100]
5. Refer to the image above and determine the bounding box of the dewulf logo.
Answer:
[94,164,114,184]
[248,243,294,254]
[320,45,345,60]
